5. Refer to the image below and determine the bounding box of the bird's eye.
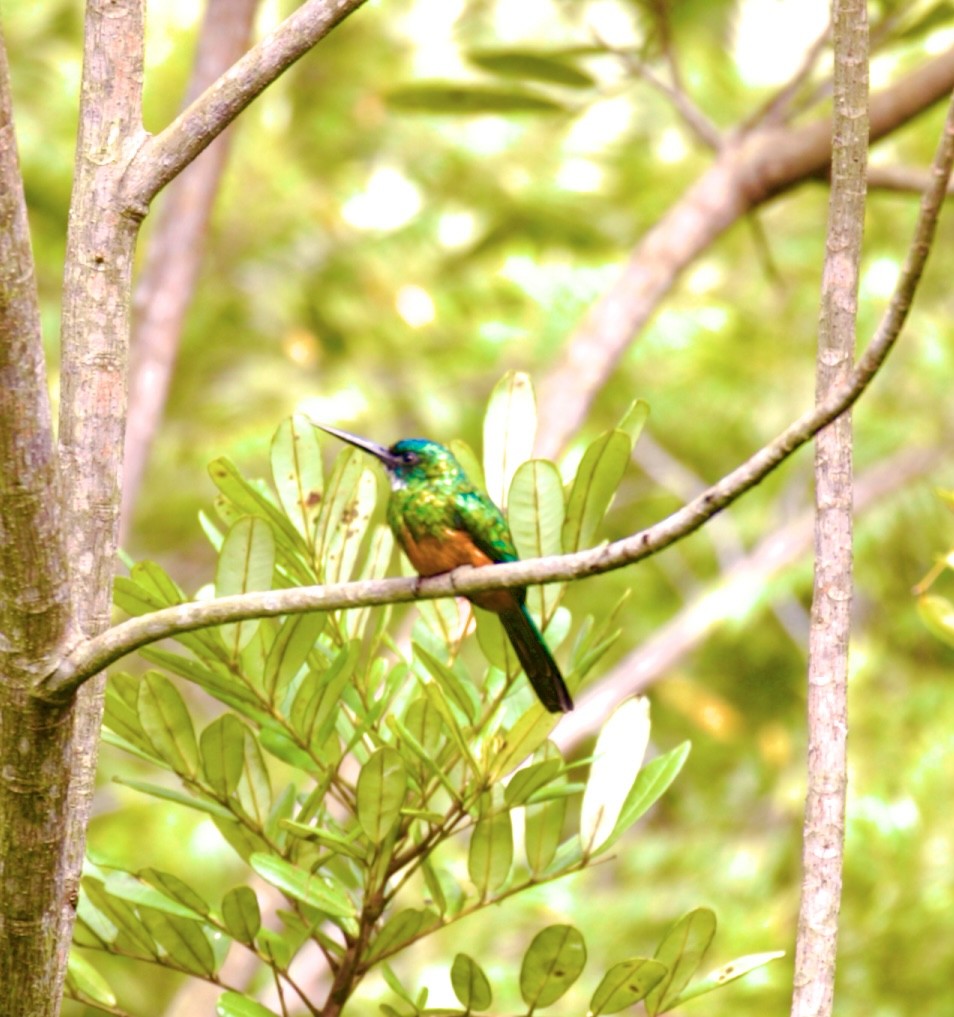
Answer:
[400,451,419,466]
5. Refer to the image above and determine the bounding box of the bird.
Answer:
[316,424,573,713]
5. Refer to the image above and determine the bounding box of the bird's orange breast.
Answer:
[397,524,519,613]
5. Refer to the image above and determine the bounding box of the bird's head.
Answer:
[316,425,464,490]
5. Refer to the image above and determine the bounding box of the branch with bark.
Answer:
[38,97,954,704]
[792,2,868,1014]
[535,45,954,459]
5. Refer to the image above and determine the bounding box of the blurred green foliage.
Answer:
[4,0,954,1013]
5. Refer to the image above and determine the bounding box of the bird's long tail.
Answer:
[499,604,573,713]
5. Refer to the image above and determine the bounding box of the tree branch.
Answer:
[120,0,369,212]
[535,45,954,460]
[0,24,75,1016]
[792,2,868,1013]
[552,444,941,753]
[38,101,954,705]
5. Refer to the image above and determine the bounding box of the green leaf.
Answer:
[139,869,210,918]
[594,741,691,856]
[645,908,717,1016]
[403,696,445,756]
[387,83,565,114]
[589,958,668,1014]
[216,517,276,654]
[326,465,377,584]
[616,399,650,444]
[207,456,302,550]
[140,648,263,716]
[237,729,272,826]
[483,370,536,508]
[356,746,408,843]
[474,608,513,674]
[217,991,281,1017]
[504,758,563,807]
[115,777,233,820]
[82,878,157,957]
[221,886,262,946]
[249,853,357,919]
[467,48,595,87]
[562,430,631,552]
[667,950,786,1008]
[488,705,559,780]
[139,906,217,976]
[450,953,493,1011]
[918,594,954,648]
[508,458,565,619]
[271,414,324,548]
[313,447,368,581]
[137,671,199,776]
[66,952,117,1006]
[468,809,513,897]
[415,644,479,723]
[263,612,326,703]
[129,559,187,606]
[525,793,567,874]
[519,925,586,1008]
[367,907,441,961]
[581,697,651,854]
[200,714,248,798]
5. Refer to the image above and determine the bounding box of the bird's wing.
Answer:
[453,487,518,564]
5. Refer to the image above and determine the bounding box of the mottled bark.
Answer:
[0,25,74,1017]
[792,3,868,1014]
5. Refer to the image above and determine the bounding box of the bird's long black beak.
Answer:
[315,423,401,468]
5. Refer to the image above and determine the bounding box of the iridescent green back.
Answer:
[384,440,518,564]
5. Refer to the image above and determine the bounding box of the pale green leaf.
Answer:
[66,952,116,1006]
[139,906,217,976]
[217,990,281,1017]
[483,370,536,508]
[468,809,513,897]
[581,697,651,854]
[388,83,565,114]
[249,853,357,919]
[137,671,199,776]
[270,414,324,548]
[367,907,441,960]
[200,714,247,798]
[563,430,631,552]
[594,741,691,856]
[668,951,786,1009]
[216,517,276,653]
[356,746,408,843]
[509,458,565,619]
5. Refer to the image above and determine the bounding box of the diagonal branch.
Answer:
[551,444,941,753]
[120,0,369,212]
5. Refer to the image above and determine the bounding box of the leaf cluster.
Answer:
[68,377,779,1014]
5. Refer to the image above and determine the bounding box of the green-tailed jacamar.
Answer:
[317,424,573,713]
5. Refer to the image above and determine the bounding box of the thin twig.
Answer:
[593,30,721,149]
